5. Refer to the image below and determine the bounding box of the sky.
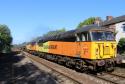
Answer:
[0,0,125,44]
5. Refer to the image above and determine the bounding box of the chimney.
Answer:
[106,16,113,21]
[94,17,102,26]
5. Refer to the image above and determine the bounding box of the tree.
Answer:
[77,17,100,28]
[0,24,12,53]
[117,38,125,54]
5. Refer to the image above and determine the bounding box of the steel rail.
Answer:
[22,51,111,84]
[95,72,125,84]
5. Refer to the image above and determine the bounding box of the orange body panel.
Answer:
[61,42,77,57]
[49,41,77,57]
[80,42,91,59]
[48,41,91,59]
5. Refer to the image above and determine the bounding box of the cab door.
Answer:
[79,32,92,59]
[76,42,81,58]
[75,34,81,58]
[75,32,91,59]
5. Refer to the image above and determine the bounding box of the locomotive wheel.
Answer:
[66,61,70,67]
[75,60,87,72]
[105,62,115,72]
[106,66,114,72]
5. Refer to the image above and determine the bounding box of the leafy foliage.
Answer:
[77,17,96,28]
[117,38,125,54]
[0,24,12,53]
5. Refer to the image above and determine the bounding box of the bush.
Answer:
[0,24,12,53]
[117,38,125,54]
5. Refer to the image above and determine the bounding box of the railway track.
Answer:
[22,51,125,84]
[112,67,125,77]
[22,51,114,84]
[95,72,125,84]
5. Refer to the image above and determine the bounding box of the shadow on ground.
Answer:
[0,52,57,84]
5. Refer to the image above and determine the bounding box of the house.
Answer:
[101,15,125,43]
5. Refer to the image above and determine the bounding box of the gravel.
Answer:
[0,52,57,84]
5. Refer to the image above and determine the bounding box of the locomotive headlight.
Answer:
[106,44,109,46]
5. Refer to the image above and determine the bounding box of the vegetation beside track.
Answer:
[117,38,125,54]
[0,24,13,53]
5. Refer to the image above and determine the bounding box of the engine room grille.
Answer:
[104,47,110,55]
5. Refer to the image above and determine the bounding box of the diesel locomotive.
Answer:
[25,25,121,72]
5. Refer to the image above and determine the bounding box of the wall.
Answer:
[115,22,125,43]
[104,24,115,32]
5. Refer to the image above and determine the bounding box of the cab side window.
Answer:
[76,32,90,41]
[76,34,80,41]
[81,32,90,41]
[82,33,87,41]
[123,24,125,32]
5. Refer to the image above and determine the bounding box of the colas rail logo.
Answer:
[43,45,57,49]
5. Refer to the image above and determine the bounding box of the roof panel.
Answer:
[75,24,102,33]
[101,15,125,26]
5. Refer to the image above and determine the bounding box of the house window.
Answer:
[123,24,125,32]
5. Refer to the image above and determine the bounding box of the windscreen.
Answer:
[91,31,115,41]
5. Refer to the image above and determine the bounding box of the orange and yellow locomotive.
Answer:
[26,25,120,72]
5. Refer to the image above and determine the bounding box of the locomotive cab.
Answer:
[90,30,116,59]
[25,25,119,72]
[75,28,116,60]
[75,26,117,71]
